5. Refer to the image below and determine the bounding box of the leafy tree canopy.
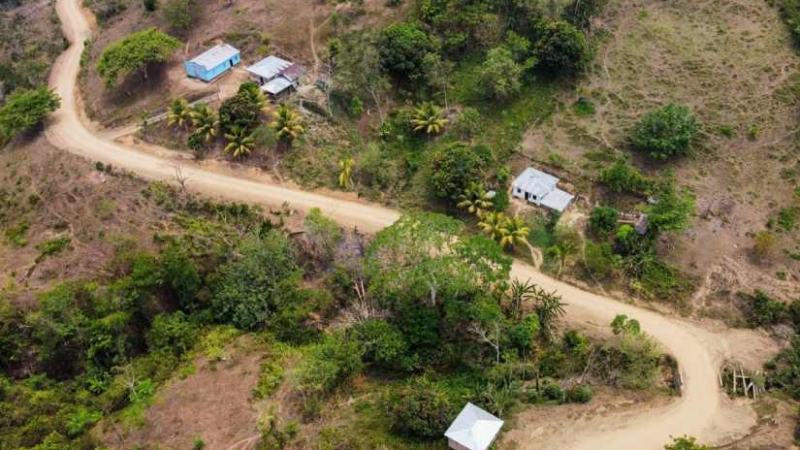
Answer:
[532,19,591,76]
[480,46,524,100]
[632,104,699,160]
[0,86,60,145]
[96,28,181,86]
[378,22,436,82]
[430,142,490,202]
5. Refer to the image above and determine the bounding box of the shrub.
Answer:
[532,20,591,76]
[753,231,777,259]
[430,143,488,202]
[742,290,787,328]
[143,0,157,11]
[589,206,619,237]
[162,0,198,31]
[582,241,617,279]
[453,106,484,139]
[566,385,594,403]
[631,104,699,160]
[218,83,264,134]
[388,377,453,439]
[541,381,565,402]
[664,436,711,450]
[599,158,649,194]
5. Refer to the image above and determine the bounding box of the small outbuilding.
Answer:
[444,403,504,450]
[184,43,241,82]
[511,167,575,213]
[246,55,305,97]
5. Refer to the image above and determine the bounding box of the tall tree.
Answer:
[97,28,181,86]
[329,32,391,122]
[223,126,255,159]
[411,102,448,135]
[189,103,219,142]
[167,98,190,130]
[0,86,60,144]
[269,104,304,145]
[457,183,493,217]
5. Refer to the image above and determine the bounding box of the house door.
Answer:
[524,192,530,201]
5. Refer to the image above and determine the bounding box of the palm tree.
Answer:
[546,239,578,276]
[339,157,355,190]
[167,98,190,130]
[223,126,255,159]
[478,211,508,242]
[270,104,304,144]
[411,102,448,135]
[498,215,530,249]
[189,104,219,143]
[506,279,540,320]
[457,183,493,217]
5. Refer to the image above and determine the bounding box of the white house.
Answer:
[511,167,574,213]
[246,56,305,97]
[444,403,504,450]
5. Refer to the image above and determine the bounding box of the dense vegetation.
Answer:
[96,28,182,86]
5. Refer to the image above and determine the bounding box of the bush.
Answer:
[293,332,364,398]
[631,104,699,160]
[589,206,619,237]
[146,312,196,355]
[599,158,650,194]
[566,384,594,403]
[742,290,787,328]
[378,22,435,81]
[349,319,416,371]
[388,377,453,439]
[211,231,302,331]
[541,380,565,402]
[430,143,488,202]
[532,20,591,76]
[582,241,617,279]
[162,0,198,31]
[664,436,711,450]
[453,106,484,139]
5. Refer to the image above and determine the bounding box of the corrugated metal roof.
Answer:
[247,56,293,80]
[261,77,293,95]
[512,167,574,212]
[539,188,574,212]
[444,403,504,450]
[188,43,239,70]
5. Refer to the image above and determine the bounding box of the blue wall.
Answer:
[185,53,241,82]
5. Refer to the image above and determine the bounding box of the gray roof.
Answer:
[444,403,504,450]
[261,77,293,95]
[247,56,293,80]
[512,167,574,212]
[188,43,239,70]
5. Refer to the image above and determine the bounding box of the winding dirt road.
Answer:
[45,0,739,448]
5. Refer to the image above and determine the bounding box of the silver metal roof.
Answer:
[247,56,293,80]
[261,77,293,95]
[444,403,504,450]
[512,167,574,212]
[187,43,239,70]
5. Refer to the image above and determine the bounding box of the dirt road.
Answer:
[45,0,742,447]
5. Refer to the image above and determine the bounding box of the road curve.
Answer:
[45,0,725,448]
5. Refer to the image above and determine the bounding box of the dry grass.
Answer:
[518,0,800,307]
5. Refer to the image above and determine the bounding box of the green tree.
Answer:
[632,104,699,160]
[499,215,530,249]
[589,206,619,237]
[162,0,199,31]
[293,331,364,399]
[480,46,523,100]
[96,28,181,86]
[645,182,696,234]
[457,182,493,217]
[411,102,448,135]
[189,103,219,143]
[599,158,650,194]
[167,98,190,129]
[219,84,264,134]
[223,126,256,159]
[478,211,508,241]
[532,20,591,75]
[430,143,487,202]
[303,207,342,262]
[329,32,391,121]
[533,288,566,341]
[0,86,60,144]
[377,22,434,81]
[270,104,304,145]
[212,232,302,330]
[422,52,454,110]
[349,319,414,371]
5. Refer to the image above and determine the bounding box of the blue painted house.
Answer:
[184,43,241,82]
